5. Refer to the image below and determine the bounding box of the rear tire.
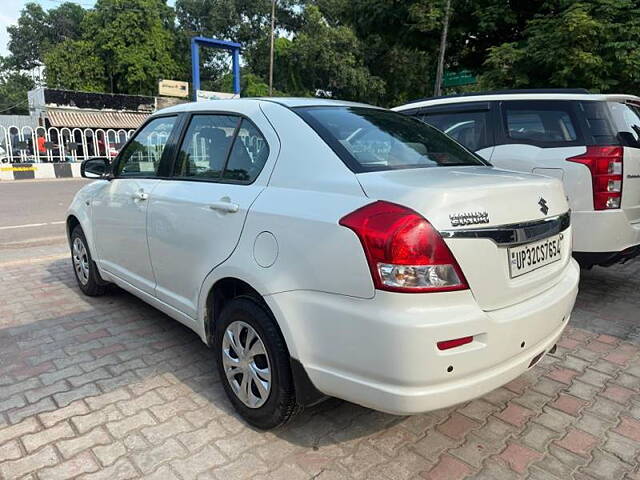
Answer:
[70,225,107,297]
[214,297,298,429]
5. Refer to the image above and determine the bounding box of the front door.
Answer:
[92,116,178,294]
[147,113,274,318]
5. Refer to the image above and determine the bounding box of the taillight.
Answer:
[339,201,468,293]
[567,146,623,210]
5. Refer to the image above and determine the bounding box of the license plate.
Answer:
[508,234,563,278]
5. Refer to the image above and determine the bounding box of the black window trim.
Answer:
[293,105,489,174]
[166,110,271,186]
[416,102,492,115]
[112,113,182,180]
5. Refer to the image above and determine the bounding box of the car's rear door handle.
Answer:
[209,200,239,213]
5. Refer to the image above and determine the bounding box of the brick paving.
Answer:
[0,254,639,480]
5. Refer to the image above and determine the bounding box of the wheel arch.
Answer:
[65,204,96,257]
[204,276,266,347]
[66,214,81,242]
[203,275,325,407]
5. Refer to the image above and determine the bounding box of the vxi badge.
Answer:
[538,197,549,215]
[449,211,490,227]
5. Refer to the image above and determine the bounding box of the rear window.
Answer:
[502,101,579,145]
[295,106,486,173]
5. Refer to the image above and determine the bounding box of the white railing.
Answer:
[0,125,136,164]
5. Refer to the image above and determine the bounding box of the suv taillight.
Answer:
[567,146,623,210]
[339,201,468,293]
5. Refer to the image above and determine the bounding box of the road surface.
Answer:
[0,178,90,263]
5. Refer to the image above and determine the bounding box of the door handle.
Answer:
[132,190,149,201]
[209,201,239,213]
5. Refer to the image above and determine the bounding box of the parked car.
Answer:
[394,89,640,268]
[67,98,579,429]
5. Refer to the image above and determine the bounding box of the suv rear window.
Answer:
[503,101,578,145]
[295,106,486,173]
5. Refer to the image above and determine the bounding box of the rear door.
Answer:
[416,102,496,161]
[147,112,276,318]
[606,101,640,223]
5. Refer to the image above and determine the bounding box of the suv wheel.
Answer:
[214,297,298,429]
[70,226,107,296]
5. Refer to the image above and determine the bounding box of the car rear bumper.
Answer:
[265,259,579,414]
[573,245,640,268]
[572,210,640,265]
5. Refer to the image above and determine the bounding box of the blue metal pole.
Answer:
[191,39,200,100]
[232,48,241,96]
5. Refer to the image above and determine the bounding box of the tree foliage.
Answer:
[274,5,385,101]
[6,3,51,70]
[3,0,640,110]
[480,0,640,92]
[44,40,107,92]
[0,58,35,114]
[83,0,180,95]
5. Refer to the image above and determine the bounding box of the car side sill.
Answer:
[100,271,203,340]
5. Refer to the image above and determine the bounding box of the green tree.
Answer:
[6,2,87,70]
[47,3,87,45]
[480,0,640,92]
[274,5,385,102]
[0,59,35,114]
[314,0,442,105]
[84,0,180,95]
[175,0,302,89]
[6,3,50,70]
[44,40,107,92]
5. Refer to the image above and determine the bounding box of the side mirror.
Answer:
[81,157,111,179]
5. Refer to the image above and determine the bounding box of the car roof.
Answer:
[154,97,377,116]
[259,97,376,108]
[393,91,640,111]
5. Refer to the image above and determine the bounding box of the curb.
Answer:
[0,163,82,181]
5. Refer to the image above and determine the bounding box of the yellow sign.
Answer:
[159,80,189,98]
[1,166,36,172]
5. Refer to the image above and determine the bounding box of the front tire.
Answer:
[214,297,298,429]
[70,226,107,297]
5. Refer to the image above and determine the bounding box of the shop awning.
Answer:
[46,110,149,130]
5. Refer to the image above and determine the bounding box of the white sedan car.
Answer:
[67,98,579,429]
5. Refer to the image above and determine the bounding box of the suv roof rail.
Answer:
[403,88,592,105]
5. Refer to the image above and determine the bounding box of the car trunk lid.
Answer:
[356,166,572,311]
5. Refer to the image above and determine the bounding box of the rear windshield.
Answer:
[295,106,487,173]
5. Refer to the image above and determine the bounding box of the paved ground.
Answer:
[0,215,639,478]
[0,179,90,248]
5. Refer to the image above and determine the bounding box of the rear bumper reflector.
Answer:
[437,336,473,351]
